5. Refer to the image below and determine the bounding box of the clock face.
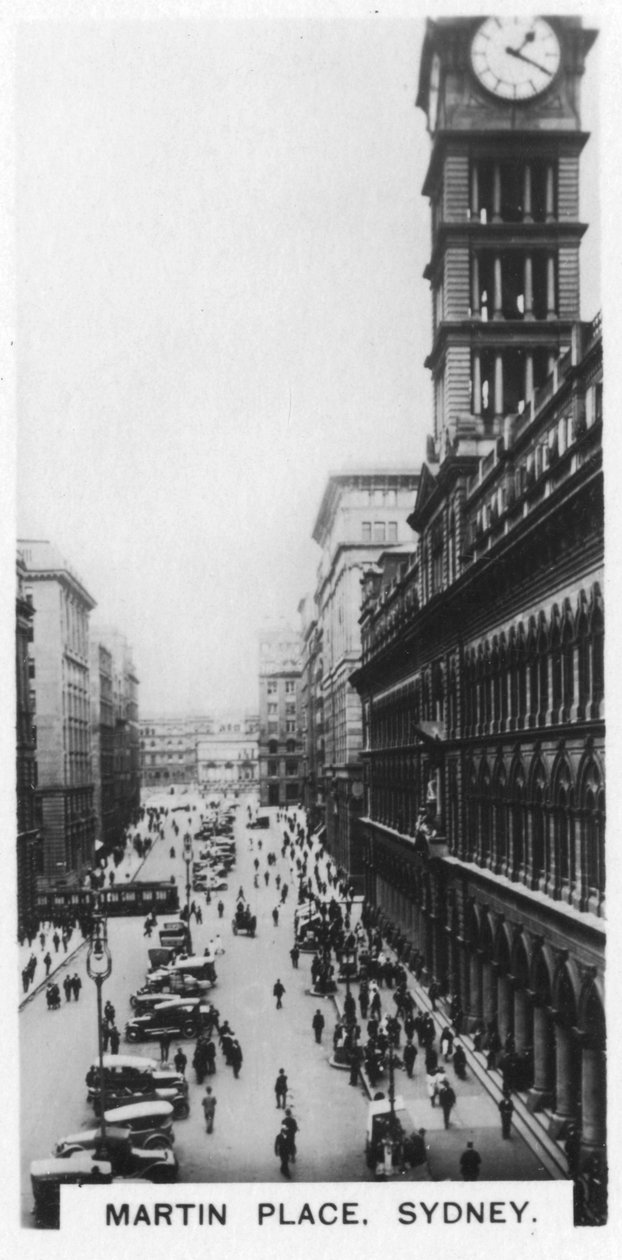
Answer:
[429,53,441,132]
[470,17,561,101]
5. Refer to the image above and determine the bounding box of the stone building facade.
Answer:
[258,625,303,807]
[16,554,42,929]
[351,16,604,1175]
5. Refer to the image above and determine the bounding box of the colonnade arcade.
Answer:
[364,832,605,1158]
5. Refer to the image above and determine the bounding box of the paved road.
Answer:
[20,787,550,1227]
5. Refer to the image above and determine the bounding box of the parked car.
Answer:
[248,816,270,829]
[54,1125,178,1180]
[85,1055,189,1118]
[158,920,190,953]
[125,999,213,1043]
[31,1154,114,1227]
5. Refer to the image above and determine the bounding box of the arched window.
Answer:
[537,613,549,720]
[550,606,562,716]
[552,758,573,900]
[492,759,507,873]
[529,756,547,885]
[268,740,278,755]
[509,759,526,880]
[478,759,491,865]
[590,587,604,713]
[527,618,539,723]
[576,593,590,716]
[579,757,605,906]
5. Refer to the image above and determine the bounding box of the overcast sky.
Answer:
[15,9,601,716]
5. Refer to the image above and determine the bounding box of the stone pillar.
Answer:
[549,1021,579,1137]
[528,1004,554,1112]
[581,1044,607,1154]
[524,256,534,319]
[472,352,482,415]
[494,353,504,418]
[493,255,503,318]
[497,973,513,1043]
[471,253,481,317]
[524,352,534,405]
[471,162,479,220]
[546,254,557,319]
[513,987,530,1052]
[458,943,470,1012]
[545,164,555,222]
[482,960,496,1026]
[469,952,483,1024]
[492,163,502,222]
[523,164,533,222]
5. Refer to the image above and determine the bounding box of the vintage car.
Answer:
[53,1125,178,1180]
[31,1154,114,1227]
[146,955,217,990]
[247,815,270,829]
[231,904,257,936]
[55,1101,175,1155]
[125,999,213,1043]
[158,920,190,953]
[85,1055,189,1119]
[365,1096,430,1180]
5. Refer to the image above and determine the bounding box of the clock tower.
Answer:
[416,16,597,454]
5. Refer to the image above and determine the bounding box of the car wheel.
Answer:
[143,1134,172,1150]
[182,1020,196,1038]
[174,1100,190,1119]
[129,995,139,1009]
[126,1026,139,1042]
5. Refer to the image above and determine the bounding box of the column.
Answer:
[469,952,483,1024]
[494,353,504,417]
[513,987,530,1052]
[581,1044,607,1153]
[493,255,503,318]
[472,351,482,415]
[527,1004,554,1112]
[549,1021,579,1135]
[523,164,533,222]
[492,162,502,222]
[470,162,479,221]
[523,255,534,319]
[545,164,555,222]
[497,973,513,1043]
[546,255,557,319]
[471,253,481,317]
[524,352,534,406]
[482,960,496,1026]
[458,943,470,1012]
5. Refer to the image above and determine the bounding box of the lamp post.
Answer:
[86,903,112,1148]
[183,834,193,953]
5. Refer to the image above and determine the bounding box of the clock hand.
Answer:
[505,46,553,75]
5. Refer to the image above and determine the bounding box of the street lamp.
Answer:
[86,905,112,1148]
[183,834,193,953]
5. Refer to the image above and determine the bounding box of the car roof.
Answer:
[32,1155,113,1177]
[58,1125,131,1146]
[103,1100,174,1121]
[95,1055,160,1071]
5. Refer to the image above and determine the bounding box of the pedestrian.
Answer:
[230,1039,243,1078]
[264,871,270,886]
[272,906,279,927]
[289,944,300,969]
[72,973,82,1001]
[159,1033,172,1063]
[460,1141,482,1181]
[217,900,224,919]
[440,1025,454,1061]
[312,1009,325,1044]
[438,1080,457,1129]
[52,931,60,953]
[174,1047,188,1077]
[499,1089,514,1139]
[403,1037,418,1079]
[43,951,52,977]
[273,978,285,1009]
[63,974,72,1002]
[109,1025,121,1055]
[275,1126,291,1178]
[282,1108,298,1162]
[274,1068,288,1109]
[202,1086,217,1133]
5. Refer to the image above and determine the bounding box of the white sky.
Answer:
[14,7,601,715]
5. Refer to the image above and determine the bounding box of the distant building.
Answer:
[309,471,419,877]
[140,715,214,787]
[16,553,42,928]
[18,540,96,884]
[197,713,258,790]
[93,627,141,838]
[258,625,303,807]
[89,640,116,853]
